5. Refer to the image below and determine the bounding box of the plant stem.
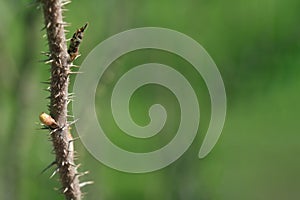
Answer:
[41,0,82,199]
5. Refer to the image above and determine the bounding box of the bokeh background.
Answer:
[0,0,299,199]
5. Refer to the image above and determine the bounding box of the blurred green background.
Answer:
[0,0,299,199]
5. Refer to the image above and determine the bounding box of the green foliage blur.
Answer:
[0,0,299,199]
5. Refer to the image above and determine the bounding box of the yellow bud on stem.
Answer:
[39,112,58,129]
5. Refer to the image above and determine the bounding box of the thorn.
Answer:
[49,128,58,135]
[61,0,71,6]
[41,26,47,31]
[68,71,83,74]
[76,171,89,178]
[81,23,88,32]
[69,64,80,68]
[67,99,73,105]
[79,181,94,188]
[68,136,80,143]
[63,187,69,193]
[49,167,59,179]
[75,164,81,170]
[68,162,77,167]
[41,51,51,56]
[38,58,53,63]
[47,22,51,29]
[45,59,54,64]
[40,161,56,174]
[49,125,64,134]
[43,87,51,92]
[68,119,79,126]
[57,22,71,27]
[68,94,75,99]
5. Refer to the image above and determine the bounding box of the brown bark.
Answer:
[41,0,82,199]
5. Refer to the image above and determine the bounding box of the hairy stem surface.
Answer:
[41,0,82,199]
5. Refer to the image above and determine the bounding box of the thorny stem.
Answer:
[41,0,82,199]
